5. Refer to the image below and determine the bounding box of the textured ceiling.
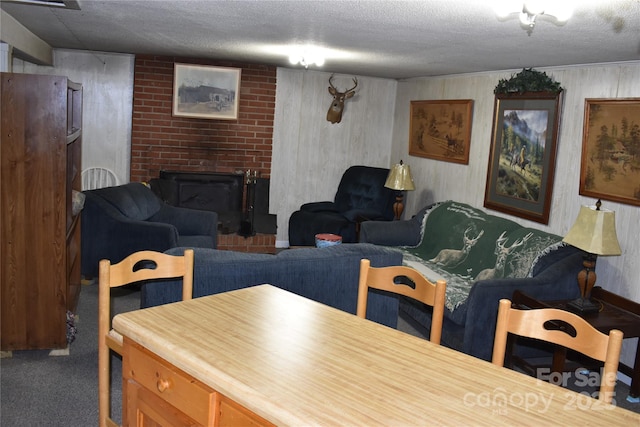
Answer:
[1,0,639,79]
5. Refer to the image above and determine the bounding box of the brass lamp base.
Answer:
[566,297,600,314]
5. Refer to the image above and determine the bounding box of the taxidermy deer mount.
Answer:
[326,74,358,124]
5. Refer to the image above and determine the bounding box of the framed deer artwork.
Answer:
[172,63,241,120]
[408,99,474,164]
[484,91,563,224]
[579,98,640,207]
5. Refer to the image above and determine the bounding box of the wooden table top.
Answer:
[113,284,640,426]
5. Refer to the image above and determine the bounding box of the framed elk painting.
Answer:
[580,98,640,207]
[484,91,563,224]
[172,63,241,120]
[409,99,474,164]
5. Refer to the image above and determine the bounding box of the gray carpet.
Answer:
[2,286,638,426]
[1,283,139,426]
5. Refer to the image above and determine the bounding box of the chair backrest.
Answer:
[492,299,623,404]
[82,167,118,191]
[357,258,446,344]
[334,166,396,219]
[98,249,194,427]
[89,182,163,220]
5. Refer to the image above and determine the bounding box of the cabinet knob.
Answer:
[157,377,171,393]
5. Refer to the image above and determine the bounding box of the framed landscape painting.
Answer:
[484,92,563,224]
[409,99,473,164]
[580,98,640,206]
[172,63,241,120]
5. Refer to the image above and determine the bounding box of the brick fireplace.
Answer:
[131,55,277,252]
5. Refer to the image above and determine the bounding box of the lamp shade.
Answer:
[384,162,415,191]
[562,205,622,256]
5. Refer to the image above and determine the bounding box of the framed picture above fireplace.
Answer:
[172,63,241,120]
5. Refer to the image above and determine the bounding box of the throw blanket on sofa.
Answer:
[401,201,563,313]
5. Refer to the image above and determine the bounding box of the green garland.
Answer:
[494,68,563,94]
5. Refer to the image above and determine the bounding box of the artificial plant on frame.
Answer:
[494,68,563,95]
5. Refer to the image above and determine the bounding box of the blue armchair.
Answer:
[81,182,217,277]
[288,166,396,246]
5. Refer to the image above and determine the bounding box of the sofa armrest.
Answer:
[342,208,388,222]
[462,250,583,361]
[81,193,180,277]
[300,201,339,213]
[359,218,421,246]
[359,203,436,246]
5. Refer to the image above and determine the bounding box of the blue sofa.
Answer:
[141,243,403,328]
[81,182,218,277]
[360,201,584,361]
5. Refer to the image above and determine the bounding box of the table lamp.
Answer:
[384,160,415,220]
[562,199,622,314]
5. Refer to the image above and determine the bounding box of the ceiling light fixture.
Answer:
[288,47,325,69]
[494,1,574,35]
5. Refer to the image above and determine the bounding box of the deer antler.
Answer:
[514,232,534,248]
[328,74,337,91]
[346,77,358,93]
[495,232,509,250]
[463,227,484,245]
[497,231,533,252]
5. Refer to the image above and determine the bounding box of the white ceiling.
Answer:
[1,0,639,79]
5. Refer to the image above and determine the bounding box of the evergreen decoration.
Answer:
[494,68,563,94]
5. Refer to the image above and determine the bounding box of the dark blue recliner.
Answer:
[81,182,217,277]
[288,166,396,246]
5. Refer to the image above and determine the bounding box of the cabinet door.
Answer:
[0,72,68,350]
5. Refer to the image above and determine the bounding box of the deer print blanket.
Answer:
[400,201,563,319]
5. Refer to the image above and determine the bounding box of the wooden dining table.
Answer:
[113,284,640,426]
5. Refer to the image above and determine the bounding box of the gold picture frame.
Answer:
[580,98,640,206]
[409,99,474,164]
[172,63,241,120]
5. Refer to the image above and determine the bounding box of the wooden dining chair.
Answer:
[492,298,623,404]
[98,249,194,427]
[357,259,446,344]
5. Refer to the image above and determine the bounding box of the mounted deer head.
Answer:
[326,74,358,124]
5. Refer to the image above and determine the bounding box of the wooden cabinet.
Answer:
[123,341,273,427]
[1,73,82,351]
